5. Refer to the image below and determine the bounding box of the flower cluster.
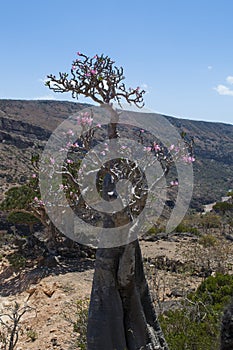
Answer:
[182,155,195,163]
[170,180,179,187]
[77,112,93,127]
[33,197,44,206]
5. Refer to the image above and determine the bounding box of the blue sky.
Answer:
[1,0,233,124]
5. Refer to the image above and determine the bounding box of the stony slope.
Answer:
[0,99,232,209]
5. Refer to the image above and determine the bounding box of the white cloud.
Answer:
[214,84,233,96]
[214,75,233,96]
[207,65,213,70]
[226,76,233,84]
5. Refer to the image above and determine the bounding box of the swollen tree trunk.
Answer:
[87,104,168,350]
[87,241,169,350]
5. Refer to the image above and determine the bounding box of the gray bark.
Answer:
[87,241,168,350]
[87,104,168,349]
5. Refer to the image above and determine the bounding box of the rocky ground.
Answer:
[0,231,233,350]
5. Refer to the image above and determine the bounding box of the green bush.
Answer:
[146,225,164,235]
[192,273,233,308]
[7,253,27,270]
[199,212,221,229]
[7,211,39,233]
[73,298,89,350]
[174,223,199,235]
[160,306,218,349]
[199,234,218,248]
[0,185,37,210]
[213,201,233,214]
[159,273,233,350]
[26,329,38,342]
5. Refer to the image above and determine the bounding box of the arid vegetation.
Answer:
[0,53,232,349]
[0,199,233,349]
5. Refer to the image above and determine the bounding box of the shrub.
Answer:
[63,298,89,350]
[213,202,233,214]
[7,211,39,233]
[0,185,37,211]
[146,225,164,235]
[26,329,38,342]
[73,299,89,350]
[199,234,218,248]
[174,223,199,235]
[159,273,233,350]
[7,253,26,270]
[199,212,222,230]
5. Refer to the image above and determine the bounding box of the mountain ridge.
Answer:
[0,99,232,209]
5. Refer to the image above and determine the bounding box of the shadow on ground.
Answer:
[0,257,95,297]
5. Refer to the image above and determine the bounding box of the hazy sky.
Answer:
[1,0,233,124]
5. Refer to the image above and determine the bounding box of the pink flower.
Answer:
[153,143,161,151]
[50,157,55,165]
[81,117,87,124]
[60,184,68,190]
[169,144,175,151]
[85,72,91,77]
[170,180,179,187]
[144,146,152,152]
[59,147,67,152]
[90,69,97,75]
[140,129,145,133]
[72,142,79,148]
[87,117,93,125]
[72,65,76,70]
[67,129,74,136]
[77,51,81,56]
[67,159,74,164]
[183,156,195,163]
[32,174,37,178]
[96,123,102,128]
[34,196,39,202]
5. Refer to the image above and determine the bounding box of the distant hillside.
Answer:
[0,99,232,209]
[165,116,233,208]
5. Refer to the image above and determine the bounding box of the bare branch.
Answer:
[46,53,145,107]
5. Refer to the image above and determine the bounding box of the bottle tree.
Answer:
[45,52,191,349]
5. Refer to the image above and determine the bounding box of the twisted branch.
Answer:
[46,53,145,107]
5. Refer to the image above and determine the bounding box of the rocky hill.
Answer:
[165,115,233,208]
[0,99,232,209]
